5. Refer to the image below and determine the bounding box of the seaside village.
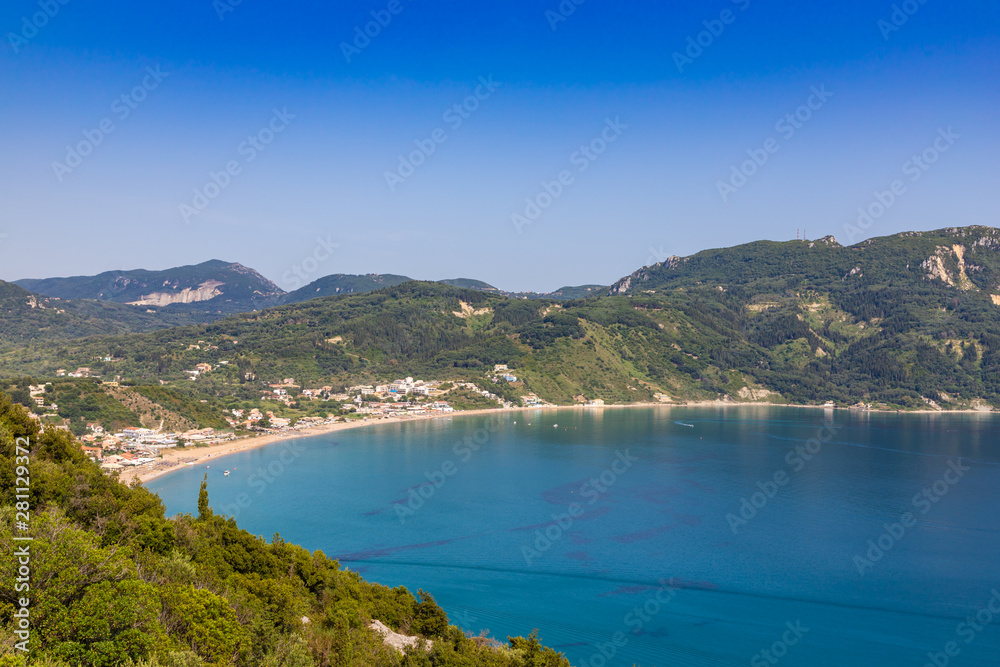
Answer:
[45,366,554,476]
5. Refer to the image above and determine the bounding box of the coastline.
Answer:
[120,406,526,485]
[120,400,994,486]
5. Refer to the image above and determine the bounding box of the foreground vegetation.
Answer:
[0,394,570,666]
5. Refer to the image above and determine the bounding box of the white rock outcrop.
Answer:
[127,280,225,307]
[368,620,432,653]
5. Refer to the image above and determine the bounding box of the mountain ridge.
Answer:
[2,224,1000,415]
[14,261,611,313]
[14,260,284,314]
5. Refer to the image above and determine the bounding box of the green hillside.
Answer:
[281,274,413,305]
[437,279,501,292]
[2,227,999,421]
[0,394,570,666]
[0,281,206,344]
[537,285,608,300]
[15,260,285,314]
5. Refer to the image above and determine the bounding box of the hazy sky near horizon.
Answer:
[2,1,998,292]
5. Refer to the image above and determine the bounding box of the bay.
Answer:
[150,407,1000,666]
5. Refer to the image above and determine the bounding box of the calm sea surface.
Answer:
[150,407,1000,666]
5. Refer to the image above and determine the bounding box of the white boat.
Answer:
[675,421,695,428]
[223,470,230,476]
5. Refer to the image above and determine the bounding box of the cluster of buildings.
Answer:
[27,384,57,411]
[355,400,455,417]
[55,360,548,477]
[259,377,459,407]
[80,423,235,469]
[226,407,266,429]
[455,381,519,408]
[225,408,332,430]
[249,376,469,423]
[490,364,518,383]
[55,367,98,378]
[262,379,312,405]
[184,360,230,380]
[95,453,158,473]
[521,393,544,406]
[346,377,444,399]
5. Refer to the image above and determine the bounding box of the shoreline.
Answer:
[120,406,517,485]
[119,400,995,486]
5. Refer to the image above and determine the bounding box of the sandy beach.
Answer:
[118,400,993,486]
[119,406,560,485]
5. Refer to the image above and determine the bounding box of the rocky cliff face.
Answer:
[127,280,226,307]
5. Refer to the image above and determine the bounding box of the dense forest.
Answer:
[1,227,999,424]
[0,394,570,666]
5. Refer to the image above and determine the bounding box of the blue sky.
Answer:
[2,0,998,292]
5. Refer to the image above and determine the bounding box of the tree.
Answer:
[413,590,449,638]
[160,585,248,663]
[197,473,211,520]
[508,630,571,667]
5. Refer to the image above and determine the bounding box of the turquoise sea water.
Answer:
[150,407,1000,666]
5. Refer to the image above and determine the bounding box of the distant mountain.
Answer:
[0,280,206,344]
[437,278,502,292]
[280,273,412,305]
[610,227,1000,296]
[523,284,609,300]
[5,259,603,343]
[15,260,284,313]
[285,275,605,303]
[4,226,1000,411]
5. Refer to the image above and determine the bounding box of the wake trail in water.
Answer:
[756,433,1000,466]
[333,557,976,623]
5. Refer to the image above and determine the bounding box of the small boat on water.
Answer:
[223,470,230,476]
[675,421,695,428]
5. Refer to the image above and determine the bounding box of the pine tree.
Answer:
[197,473,211,520]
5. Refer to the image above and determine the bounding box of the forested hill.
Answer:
[0,395,571,666]
[611,226,1000,296]
[2,226,999,412]
[0,280,206,343]
[14,260,284,313]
